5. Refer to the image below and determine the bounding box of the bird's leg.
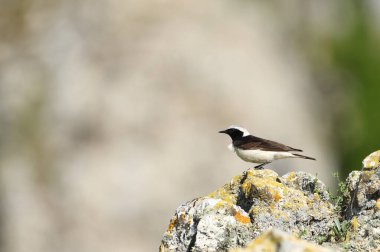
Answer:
[254,162,271,169]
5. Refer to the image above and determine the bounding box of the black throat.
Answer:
[226,130,244,141]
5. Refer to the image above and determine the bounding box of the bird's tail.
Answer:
[293,153,316,161]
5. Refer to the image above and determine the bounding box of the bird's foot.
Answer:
[254,162,271,170]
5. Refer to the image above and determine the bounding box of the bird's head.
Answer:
[219,126,250,140]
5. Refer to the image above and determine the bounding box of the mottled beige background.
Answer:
[0,0,363,251]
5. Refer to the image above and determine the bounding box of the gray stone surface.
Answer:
[160,150,380,251]
[231,229,334,252]
[160,169,336,251]
[160,198,254,252]
[339,152,380,251]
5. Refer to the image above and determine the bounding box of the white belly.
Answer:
[235,148,295,163]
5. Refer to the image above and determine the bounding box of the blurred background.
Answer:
[1,0,380,251]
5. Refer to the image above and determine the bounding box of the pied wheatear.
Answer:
[219,126,316,169]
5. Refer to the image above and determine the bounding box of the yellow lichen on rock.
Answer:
[268,207,290,221]
[161,156,380,252]
[229,229,334,252]
[237,169,335,227]
[209,169,289,205]
[230,174,243,186]
[161,168,337,251]
[208,184,238,205]
[351,216,358,231]
[246,169,279,181]
[242,170,286,203]
[285,171,296,182]
[362,150,380,169]
[214,199,229,209]
[241,180,252,198]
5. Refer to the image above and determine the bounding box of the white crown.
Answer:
[228,125,250,136]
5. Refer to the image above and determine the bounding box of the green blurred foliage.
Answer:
[329,1,380,177]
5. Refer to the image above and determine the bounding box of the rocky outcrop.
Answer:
[339,150,380,251]
[159,197,253,251]
[160,150,380,251]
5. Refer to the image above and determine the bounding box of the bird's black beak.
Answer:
[219,130,227,134]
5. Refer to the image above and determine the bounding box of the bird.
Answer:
[219,126,316,169]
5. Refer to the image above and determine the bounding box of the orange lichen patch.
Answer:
[180,213,186,221]
[351,216,359,231]
[234,211,251,224]
[166,217,177,233]
[273,191,282,202]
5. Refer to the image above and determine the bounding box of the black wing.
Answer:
[233,135,302,152]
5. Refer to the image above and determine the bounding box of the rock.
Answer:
[362,150,380,169]
[281,171,330,201]
[160,169,335,251]
[159,197,254,252]
[229,228,334,252]
[160,150,380,251]
[340,150,380,251]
